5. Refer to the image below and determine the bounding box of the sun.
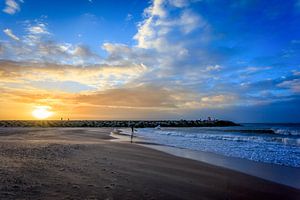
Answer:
[32,106,54,119]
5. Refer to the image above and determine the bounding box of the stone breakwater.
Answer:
[0,120,239,128]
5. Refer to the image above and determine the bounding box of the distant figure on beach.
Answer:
[130,124,135,143]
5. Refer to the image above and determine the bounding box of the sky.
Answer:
[0,0,300,122]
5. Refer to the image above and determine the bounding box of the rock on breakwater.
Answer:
[0,120,239,128]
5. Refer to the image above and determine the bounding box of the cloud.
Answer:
[0,21,103,65]
[179,9,202,34]
[101,43,158,67]
[132,0,213,82]
[169,0,190,8]
[205,65,222,72]
[0,44,4,54]
[1,0,300,120]
[134,0,208,49]
[72,45,97,58]
[75,85,236,110]
[243,66,272,73]
[26,23,50,35]
[277,79,300,93]
[149,0,166,18]
[3,29,20,41]
[98,0,300,110]
[0,59,241,114]
[0,60,148,89]
[0,77,238,120]
[183,94,237,109]
[0,86,179,120]
[2,0,22,15]
[76,85,180,109]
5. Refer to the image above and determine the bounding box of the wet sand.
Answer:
[141,144,300,189]
[0,128,299,200]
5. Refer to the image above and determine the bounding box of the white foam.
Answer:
[136,127,300,168]
[273,128,300,136]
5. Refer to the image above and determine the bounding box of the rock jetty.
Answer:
[0,120,239,128]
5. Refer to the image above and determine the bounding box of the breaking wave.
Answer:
[272,129,300,136]
[135,126,300,167]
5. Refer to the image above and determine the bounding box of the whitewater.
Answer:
[132,123,300,168]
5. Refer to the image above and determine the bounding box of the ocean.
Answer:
[132,123,300,168]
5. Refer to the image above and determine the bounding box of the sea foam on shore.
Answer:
[112,126,300,189]
[118,124,300,168]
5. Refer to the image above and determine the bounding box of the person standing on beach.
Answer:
[130,124,134,143]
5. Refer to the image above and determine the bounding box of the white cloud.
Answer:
[205,65,222,72]
[3,29,20,41]
[179,9,202,34]
[103,43,131,55]
[169,0,189,8]
[2,0,22,15]
[0,21,103,65]
[149,0,166,18]
[238,66,272,75]
[277,79,300,93]
[0,60,149,90]
[27,23,50,35]
[134,0,208,50]
[132,0,214,85]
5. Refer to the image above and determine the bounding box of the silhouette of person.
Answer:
[130,124,134,143]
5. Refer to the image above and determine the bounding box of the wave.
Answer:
[272,129,300,136]
[159,128,277,134]
[222,129,275,134]
[165,128,300,136]
[139,128,300,147]
[224,129,300,136]
[137,127,300,167]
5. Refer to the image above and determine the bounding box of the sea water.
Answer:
[133,123,300,168]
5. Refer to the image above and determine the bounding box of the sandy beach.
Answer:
[0,128,299,200]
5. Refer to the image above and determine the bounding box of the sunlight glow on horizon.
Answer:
[32,106,54,120]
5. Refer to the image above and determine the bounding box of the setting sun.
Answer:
[32,106,54,120]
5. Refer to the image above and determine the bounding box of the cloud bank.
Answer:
[0,0,300,121]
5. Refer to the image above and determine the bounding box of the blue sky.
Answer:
[0,0,148,54]
[0,0,300,122]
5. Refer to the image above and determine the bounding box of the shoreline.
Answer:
[0,127,299,199]
[141,144,300,189]
[111,129,300,189]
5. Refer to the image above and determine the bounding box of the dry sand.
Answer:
[0,127,299,200]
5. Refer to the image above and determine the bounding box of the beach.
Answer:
[0,128,299,200]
